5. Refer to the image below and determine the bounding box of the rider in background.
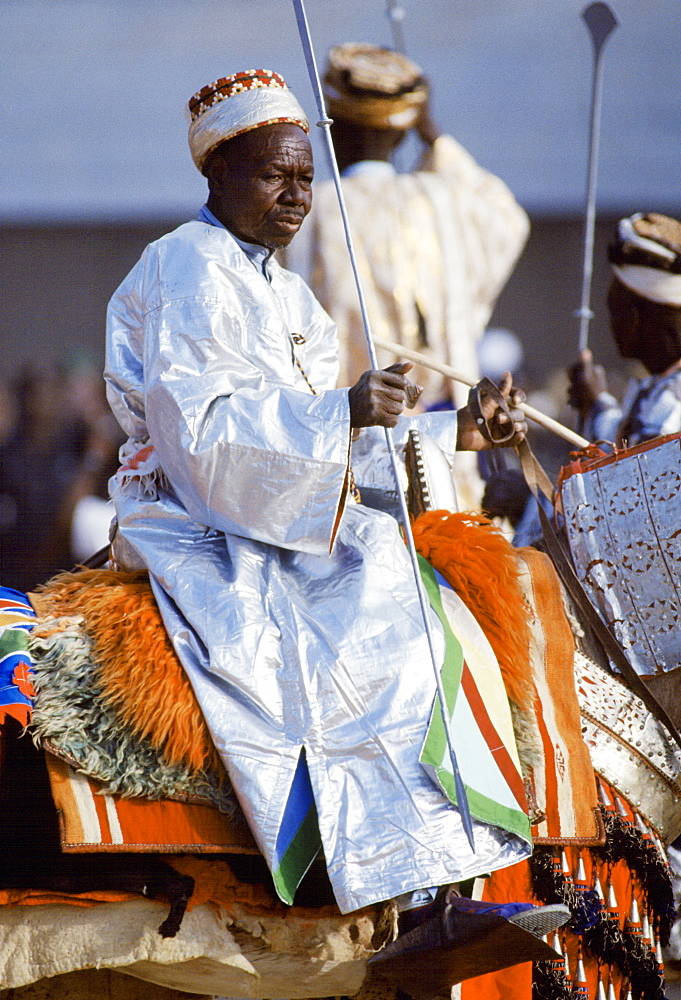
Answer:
[568,212,681,447]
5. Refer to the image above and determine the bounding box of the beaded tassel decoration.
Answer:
[641,909,652,950]
[592,801,675,946]
[593,873,605,915]
[622,893,666,1000]
[634,813,649,839]
[626,896,642,943]
[655,936,665,988]
[530,848,569,907]
[614,795,634,831]
[530,847,600,931]
[597,778,616,815]
[584,875,626,972]
[526,784,674,997]
[572,946,589,998]
[573,851,602,933]
[533,931,573,1000]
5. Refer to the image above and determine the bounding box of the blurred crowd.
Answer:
[0,356,125,594]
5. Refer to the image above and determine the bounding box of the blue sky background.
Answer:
[2,0,679,222]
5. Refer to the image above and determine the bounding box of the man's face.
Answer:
[607,275,678,374]
[206,123,314,250]
[607,277,641,360]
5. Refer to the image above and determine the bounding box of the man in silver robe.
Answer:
[104,69,533,918]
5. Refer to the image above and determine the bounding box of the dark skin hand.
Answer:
[413,88,440,147]
[349,364,527,451]
[567,348,610,419]
[349,362,423,427]
[456,372,527,451]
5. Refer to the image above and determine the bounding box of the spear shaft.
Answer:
[577,2,618,353]
[385,0,406,54]
[291,0,477,853]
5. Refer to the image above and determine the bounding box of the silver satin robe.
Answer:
[104,219,530,913]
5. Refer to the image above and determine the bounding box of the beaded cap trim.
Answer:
[186,68,310,170]
[188,70,291,123]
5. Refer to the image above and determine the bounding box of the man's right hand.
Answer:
[567,349,609,416]
[414,89,439,147]
[348,362,423,428]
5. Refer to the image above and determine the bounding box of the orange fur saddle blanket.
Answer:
[25,511,599,852]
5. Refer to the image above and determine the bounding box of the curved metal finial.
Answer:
[582,2,619,53]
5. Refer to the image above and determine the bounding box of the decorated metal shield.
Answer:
[560,432,681,676]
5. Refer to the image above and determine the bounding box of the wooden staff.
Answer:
[372,336,590,450]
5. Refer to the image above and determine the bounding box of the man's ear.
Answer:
[204,151,227,195]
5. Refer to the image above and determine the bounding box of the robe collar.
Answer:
[198,204,274,281]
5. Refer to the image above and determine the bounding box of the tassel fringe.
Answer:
[531,802,675,998]
[592,808,676,946]
[532,959,572,1000]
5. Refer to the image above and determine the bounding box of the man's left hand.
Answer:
[456,373,527,451]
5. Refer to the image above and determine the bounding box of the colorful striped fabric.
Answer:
[272,750,322,904]
[515,549,601,843]
[273,557,533,906]
[419,557,532,845]
[0,588,36,727]
[45,752,259,853]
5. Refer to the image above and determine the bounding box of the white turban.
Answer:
[610,213,681,307]
[186,70,309,173]
[612,265,681,308]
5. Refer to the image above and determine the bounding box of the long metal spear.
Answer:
[576,2,618,354]
[291,0,477,853]
[385,0,406,54]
